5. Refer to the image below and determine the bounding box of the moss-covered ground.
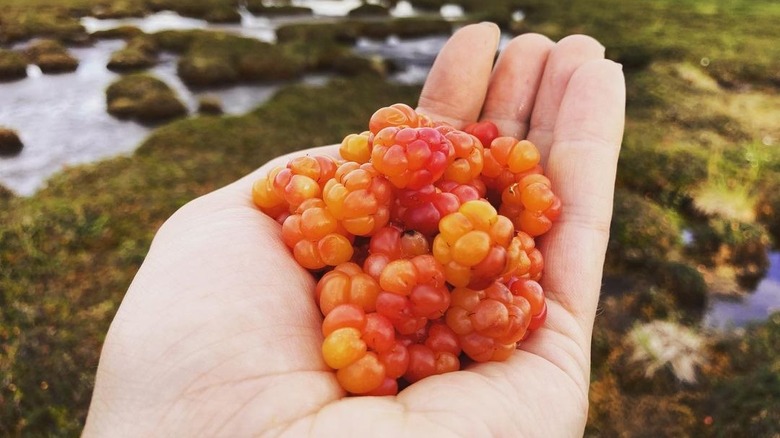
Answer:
[1,0,779,436]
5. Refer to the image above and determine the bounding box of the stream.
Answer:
[0,4,463,196]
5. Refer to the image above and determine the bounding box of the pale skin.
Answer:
[84,23,625,437]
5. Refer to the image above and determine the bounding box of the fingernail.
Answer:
[479,22,501,43]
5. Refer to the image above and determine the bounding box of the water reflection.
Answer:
[705,252,780,329]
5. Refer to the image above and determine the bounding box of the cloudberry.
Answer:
[393,184,461,236]
[281,199,353,270]
[500,173,562,237]
[272,155,339,209]
[433,200,530,289]
[316,263,381,315]
[445,281,532,362]
[362,225,429,279]
[464,121,499,150]
[323,161,393,236]
[482,137,542,193]
[438,126,484,184]
[339,131,373,164]
[371,126,453,190]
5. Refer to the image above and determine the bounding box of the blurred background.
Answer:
[0,0,778,435]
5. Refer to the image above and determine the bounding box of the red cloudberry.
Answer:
[371,126,454,190]
[445,281,532,362]
[464,120,499,150]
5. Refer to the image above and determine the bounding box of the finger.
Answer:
[479,33,555,139]
[526,35,605,161]
[539,59,626,336]
[416,22,501,128]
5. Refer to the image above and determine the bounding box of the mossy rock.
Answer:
[177,34,304,87]
[151,30,203,53]
[25,39,79,73]
[106,74,187,123]
[348,4,390,17]
[329,54,391,78]
[0,9,89,45]
[687,218,771,287]
[177,54,240,87]
[108,37,158,71]
[244,1,313,16]
[354,18,453,39]
[90,26,145,40]
[197,95,223,115]
[607,189,682,267]
[145,0,240,23]
[91,1,148,19]
[37,52,79,73]
[0,127,24,156]
[651,261,707,311]
[407,0,449,11]
[600,284,683,328]
[0,49,28,81]
[275,22,359,45]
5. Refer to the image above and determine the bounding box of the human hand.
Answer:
[84,23,625,437]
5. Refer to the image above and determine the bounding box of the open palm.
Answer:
[84,24,625,437]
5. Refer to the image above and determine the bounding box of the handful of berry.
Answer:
[252,103,560,395]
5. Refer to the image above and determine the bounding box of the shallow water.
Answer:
[704,252,780,329]
[0,38,292,195]
[2,7,459,196]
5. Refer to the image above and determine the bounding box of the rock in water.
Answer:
[0,127,24,156]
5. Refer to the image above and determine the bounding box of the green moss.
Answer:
[197,95,223,115]
[106,73,187,123]
[652,261,707,311]
[0,49,27,81]
[145,0,240,23]
[704,313,780,436]
[244,1,312,16]
[25,39,79,73]
[355,18,453,39]
[107,36,158,71]
[0,184,15,201]
[348,3,389,17]
[153,31,305,87]
[275,22,359,45]
[275,18,453,44]
[91,0,147,18]
[90,25,145,40]
[617,129,709,208]
[607,189,682,267]
[0,8,88,44]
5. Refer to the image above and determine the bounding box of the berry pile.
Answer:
[252,103,560,395]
